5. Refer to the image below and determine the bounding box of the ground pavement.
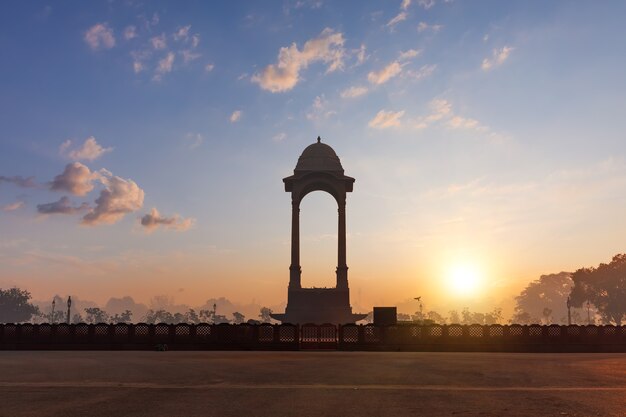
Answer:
[1,351,625,416]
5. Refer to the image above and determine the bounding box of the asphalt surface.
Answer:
[1,351,625,417]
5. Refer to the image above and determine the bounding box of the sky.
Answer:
[1,1,626,317]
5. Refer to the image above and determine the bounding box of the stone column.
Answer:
[289,200,301,288]
[336,199,348,289]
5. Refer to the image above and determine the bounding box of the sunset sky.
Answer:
[1,1,625,316]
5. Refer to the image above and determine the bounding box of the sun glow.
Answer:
[446,263,484,297]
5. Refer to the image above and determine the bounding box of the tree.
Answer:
[570,254,626,325]
[426,311,446,324]
[110,310,133,324]
[512,272,572,324]
[397,313,411,322]
[258,307,273,323]
[185,309,201,324]
[232,311,245,324]
[448,310,460,324]
[199,309,214,323]
[84,307,109,324]
[0,288,40,323]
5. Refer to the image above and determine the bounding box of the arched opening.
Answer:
[299,190,337,288]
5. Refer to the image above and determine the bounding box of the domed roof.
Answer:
[294,137,344,172]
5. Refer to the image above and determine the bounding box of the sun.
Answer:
[446,264,483,297]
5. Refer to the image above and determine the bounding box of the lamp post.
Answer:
[67,296,72,324]
[414,297,423,322]
[51,298,56,324]
[213,303,217,324]
[586,300,591,325]
[566,296,572,325]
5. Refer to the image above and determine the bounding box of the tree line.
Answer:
[1,254,625,325]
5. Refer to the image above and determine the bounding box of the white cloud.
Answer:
[205,63,215,72]
[2,201,24,212]
[306,95,336,121]
[173,25,191,41]
[340,86,368,98]
[49,162,100,196]
[154,52,175,81]
[411,98,490,133]
[130,49,150,74]
[124,25,137,40]
[252,28,345,93]
[401,0,412,10]
[181,50,201,63]
[273,132,287,142]
[368,110,405,129]
[386,12,407,29]
[355,44,368,65]
[140,208,194,232]
[191,34,200,48]
[185,133,203,149]
[37,196,89,215]
[60,137,112,162]
[230,110,242,123]
[417,22,443,33]
[405,64,436,80]
[398,49,420,60]
[82,173,144,226]
[417,0,435,9]
[368,61,402,84]
[482,46,514,71]
[84,23,115,50]
[150,34,167,50]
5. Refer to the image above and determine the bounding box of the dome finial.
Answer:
[317,136,321,143]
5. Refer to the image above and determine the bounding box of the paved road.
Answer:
[1,351,625,417]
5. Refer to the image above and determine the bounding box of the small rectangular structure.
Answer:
[373,307,397,326]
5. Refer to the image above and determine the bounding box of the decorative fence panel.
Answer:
[0,324,624,352]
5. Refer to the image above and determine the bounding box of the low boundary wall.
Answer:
[1,323,624,352]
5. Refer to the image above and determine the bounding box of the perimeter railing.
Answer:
[0,323,624,352]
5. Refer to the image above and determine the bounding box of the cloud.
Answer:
[401,0,412,10]
[124,25,137,40]
[230,110,242,123]
[37,196,89,215]
[0,176,37,188]
[273,132,287,142]
[355,44,368,65]
[49,162,99,196]
[154,52,175,81]
[417,22,443,33]
[84,23,115,50]
[252,28,345,93]
[411,98,490,133]
[131,49,150,73]
[205,63,215,72]
[140,208,194,232]
[181,50,201,63]
[173,25,191,41]
[405,64,437,80]
[82,173,144,226]
[306,95,336,121]
[60,137,112,161]
[185,133,203,149]
[368,110,405,129]
[386,12,407,29]
[417,0,435,9]
[398,49,420,60]
[368,61,402,84]
[340,86,368,98]
[482,46,514,71]
[151,34,167,50]
[2,201,24,212]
